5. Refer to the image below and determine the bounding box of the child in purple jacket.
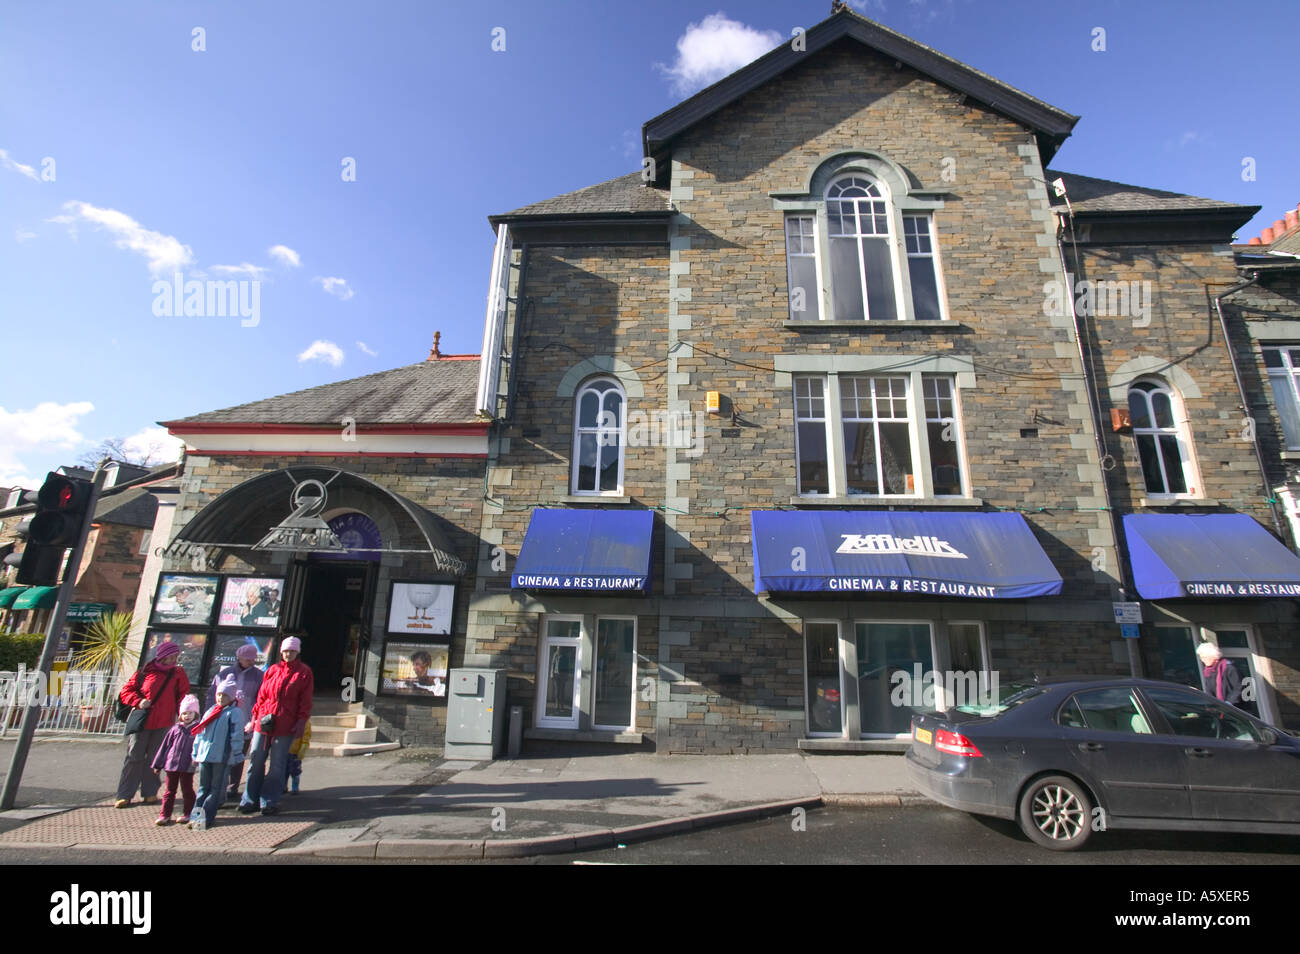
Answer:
[151,694,200,825]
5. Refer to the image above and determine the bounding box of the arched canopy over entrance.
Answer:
[163,467,467,576]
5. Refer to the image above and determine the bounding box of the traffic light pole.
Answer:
[1,462,107,810]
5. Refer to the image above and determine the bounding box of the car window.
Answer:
[1061,688,1152,735]
[952,682,1043,716]
[1144,687,1263,742]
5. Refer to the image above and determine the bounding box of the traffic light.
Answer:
[11,473,94,586]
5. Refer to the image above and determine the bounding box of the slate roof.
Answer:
[164,358,482,426]
[1045,170,1250,215]
[93,486,158,528]
[495,172,672,220]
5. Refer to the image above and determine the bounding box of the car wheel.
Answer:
[1017,775,1093,851]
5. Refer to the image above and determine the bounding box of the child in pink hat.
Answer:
[151,693,200,825]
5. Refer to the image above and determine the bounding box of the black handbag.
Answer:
[121,666,178,736]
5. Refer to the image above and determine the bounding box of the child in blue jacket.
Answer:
[189,675,244,830]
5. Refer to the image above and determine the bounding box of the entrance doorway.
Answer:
[297,561,372,698]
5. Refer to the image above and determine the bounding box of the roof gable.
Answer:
[642,8,1078,183]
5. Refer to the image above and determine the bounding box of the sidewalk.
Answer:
[0,737,924,859]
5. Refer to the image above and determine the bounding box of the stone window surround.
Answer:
[1106,358,1205,502]
[773,151,949,325]
[776,353,979,505]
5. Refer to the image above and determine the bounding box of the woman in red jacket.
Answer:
[239,635,313,816]
[115,641,191,808]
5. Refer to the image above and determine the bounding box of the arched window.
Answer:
[1127,380,1198,497]
[572,378,625,494]
[826,175,899,321]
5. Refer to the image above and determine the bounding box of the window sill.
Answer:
[798,738,910,753]
[524,728,644,744]
[1138,497,1222,508]
[561,494,631,505]
[784,320,961,331]
[789,496,984,508]
[1281,452,1300,460]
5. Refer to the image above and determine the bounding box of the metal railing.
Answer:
[0,665,130,738]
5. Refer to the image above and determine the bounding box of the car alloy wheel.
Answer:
[1018,775,1093,851]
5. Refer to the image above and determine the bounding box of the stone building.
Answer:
[465,7,1300,753]
[153,350,486,744]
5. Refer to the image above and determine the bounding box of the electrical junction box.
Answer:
[444,668,507,761]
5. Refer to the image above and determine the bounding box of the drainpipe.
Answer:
[1212,271,1284,539]
[1056,218,1140,676]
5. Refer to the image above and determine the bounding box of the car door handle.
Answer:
[1184,747,1213,758]
[1077,742,1104,752]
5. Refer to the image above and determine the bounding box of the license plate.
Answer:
[914,727,932,745]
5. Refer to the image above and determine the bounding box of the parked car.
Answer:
[905,677,1300,850]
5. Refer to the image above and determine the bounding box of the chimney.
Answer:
[427,331,442,361]
[1272,218,1288,237]
[1262,227,1275,244]
[1286,208,1299,233]
[1248,236,1262,245]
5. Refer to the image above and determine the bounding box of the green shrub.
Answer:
[0,634,47,671]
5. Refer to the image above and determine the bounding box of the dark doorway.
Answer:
[298,561,371,696]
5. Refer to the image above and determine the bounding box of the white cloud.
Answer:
[357,340,378,357]
[0,401,95,487]
[122,426,184,464]
[15,226,36,243]
[298,339,345,367]
[268,244,300,267]
[314,276,354,301]
[54,200,194,276]
[0,148,39,181]
[656,13,782,96]
[211,262,269,280]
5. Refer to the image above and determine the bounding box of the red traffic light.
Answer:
[37,476,90,512]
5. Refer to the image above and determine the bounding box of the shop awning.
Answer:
[511,509,654,593]
[751,510,1063,599]
[0,587,28,609]
[1123,513,1300,599]
[12,586,59,610]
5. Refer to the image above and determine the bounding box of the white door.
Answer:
[537,617,582,729]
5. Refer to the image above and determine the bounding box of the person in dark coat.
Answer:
[115,641,191,807]
[1197,642,1248,711]
[151,694,200,825]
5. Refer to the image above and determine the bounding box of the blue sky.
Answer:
[2,0,1297,487]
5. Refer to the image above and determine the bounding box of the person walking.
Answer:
[239,635,313,816]
[208,643,264,802]
[1197,642,1255,716]
[115,641,190,808]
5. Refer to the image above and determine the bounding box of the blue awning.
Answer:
[1124,513,1300,599]
[751,510,1063,599]
[512,509,654,593]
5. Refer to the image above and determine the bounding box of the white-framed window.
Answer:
[1262,345,1300,450]
[572,377,625,495]
[856,620,936,738]
[592,616,636,730]
[783,172,947,323]
[1127,379,1199,497]
[795,372,967,498]
[785,215,820,322]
